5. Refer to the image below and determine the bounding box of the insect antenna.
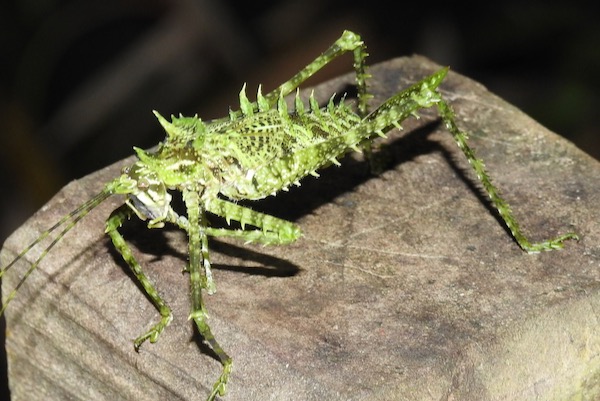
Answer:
[0,190,112,315]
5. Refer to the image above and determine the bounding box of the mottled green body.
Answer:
[1,30,578,400]
[150,93,362,202]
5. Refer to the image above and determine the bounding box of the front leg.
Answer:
[182,189,232,401]
[105,205,173,350]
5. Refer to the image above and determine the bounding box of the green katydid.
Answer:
[0,30,578,400]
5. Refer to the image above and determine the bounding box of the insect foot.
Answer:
[0,29,580,401]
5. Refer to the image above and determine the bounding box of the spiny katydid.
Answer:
[0,30,578,401]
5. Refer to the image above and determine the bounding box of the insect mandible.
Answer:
[0,30,579,401]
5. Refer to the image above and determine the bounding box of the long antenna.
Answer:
[0,190,112,315]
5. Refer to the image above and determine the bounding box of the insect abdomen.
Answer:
[215,101,362,200]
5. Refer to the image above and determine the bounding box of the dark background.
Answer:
[0,1,598,399]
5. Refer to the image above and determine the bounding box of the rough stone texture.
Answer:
[2,56,599,401]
